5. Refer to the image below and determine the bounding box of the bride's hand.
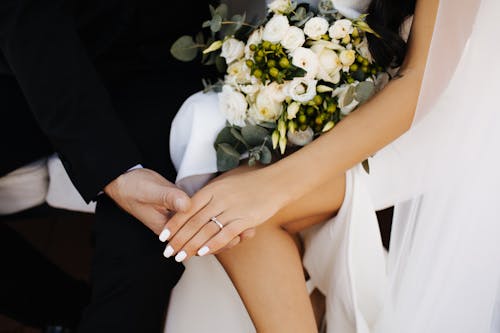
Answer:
[159,169,288,262]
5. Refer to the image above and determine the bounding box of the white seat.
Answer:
[0,158,49,215]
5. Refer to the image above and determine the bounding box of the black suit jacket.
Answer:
[0,0,216,202]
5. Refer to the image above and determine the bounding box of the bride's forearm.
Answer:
[266,69,421,204]
[259,0,438,206]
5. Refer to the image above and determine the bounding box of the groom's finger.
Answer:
[143,183,191,212]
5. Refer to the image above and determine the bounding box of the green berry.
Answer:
[269,67,280,78]
[313,95,323,106]
[279,57,290,69]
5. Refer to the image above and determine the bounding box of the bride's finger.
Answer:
[196,219,245,255]
[158,195,211,243]
[170,219,222,262]
[212,235,241,254]
[163,206,222,259]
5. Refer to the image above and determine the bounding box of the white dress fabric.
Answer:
[166,0,500,332]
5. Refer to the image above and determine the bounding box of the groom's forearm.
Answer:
[0,0,143,202]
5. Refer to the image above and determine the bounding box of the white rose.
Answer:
[226,60,251,85]
[250,83,285,123]
[268,0,293,14]
[292,47,319,78]
[239,83,261,96]
[263,15,290,43]
[339,49,356,68]
[219,85,248,127]
[245,28,263,58]
[303,17,330,40]
[281,26,305,52]
[221,38,245,64]
[288,78,317,103]
[286,102,301,119]
[329,19,354,40]
[287,127,314,146]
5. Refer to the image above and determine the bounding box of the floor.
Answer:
[0,206,94,333]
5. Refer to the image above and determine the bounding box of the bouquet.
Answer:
[171,0,386,172]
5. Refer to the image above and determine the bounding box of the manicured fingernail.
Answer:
[175,251,187,262]
[163,245,174,258]
[159,229,170,242]
[197,246,210,256]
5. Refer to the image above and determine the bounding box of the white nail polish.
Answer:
[163,245,174,258]
[197,246,210,256]
[159,229,171,242]
[175,251,187,262]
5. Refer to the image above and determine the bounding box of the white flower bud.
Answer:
[287,102,301,119]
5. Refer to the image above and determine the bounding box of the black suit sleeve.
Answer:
[0,0,142,202]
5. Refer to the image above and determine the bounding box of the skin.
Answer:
[161,0,439,330]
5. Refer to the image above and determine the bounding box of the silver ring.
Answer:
[210,216,224,230]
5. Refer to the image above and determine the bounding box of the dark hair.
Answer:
[366,0,416,68]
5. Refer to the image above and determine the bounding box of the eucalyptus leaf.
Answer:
[217,143,240,172]
[215,55,227,73]
[260,146,272,164]
[259,122,277,129]
[291,6,306,22]
[195,32,205,45]
[354,81,376,104]
[241,125,269,146]
[230,128,248,147]
[214,3,228,20]
[170,35,198,62]
[210,15,223,33]
[214,126,238,148]
[202,20,211,28]
[343,85,356,106]
[295,12,315,27]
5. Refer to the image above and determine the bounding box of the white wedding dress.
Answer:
[165,0,500,332]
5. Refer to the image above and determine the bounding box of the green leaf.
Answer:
[354,81,376,104]
[217,143,241,172]
[259,122,277,129]
[214,126,238,148]
[230,128,248,147]
[195,31,205,45]
[215,55,227,73]
[170,35,199,62]
[202,20,211,28]
[210,14,223,33]
[291,6,307,22]
[214,3,229,20]
[343,85,356,106]
[260,146,272,164]
[241,125,270,146]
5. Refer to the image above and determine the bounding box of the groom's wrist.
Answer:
[98,164,144,196]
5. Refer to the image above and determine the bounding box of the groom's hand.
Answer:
[104,168,191,235]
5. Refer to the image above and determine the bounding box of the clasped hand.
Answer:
[159,169,285,262]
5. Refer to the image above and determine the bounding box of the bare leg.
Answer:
[215,166,346,332]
